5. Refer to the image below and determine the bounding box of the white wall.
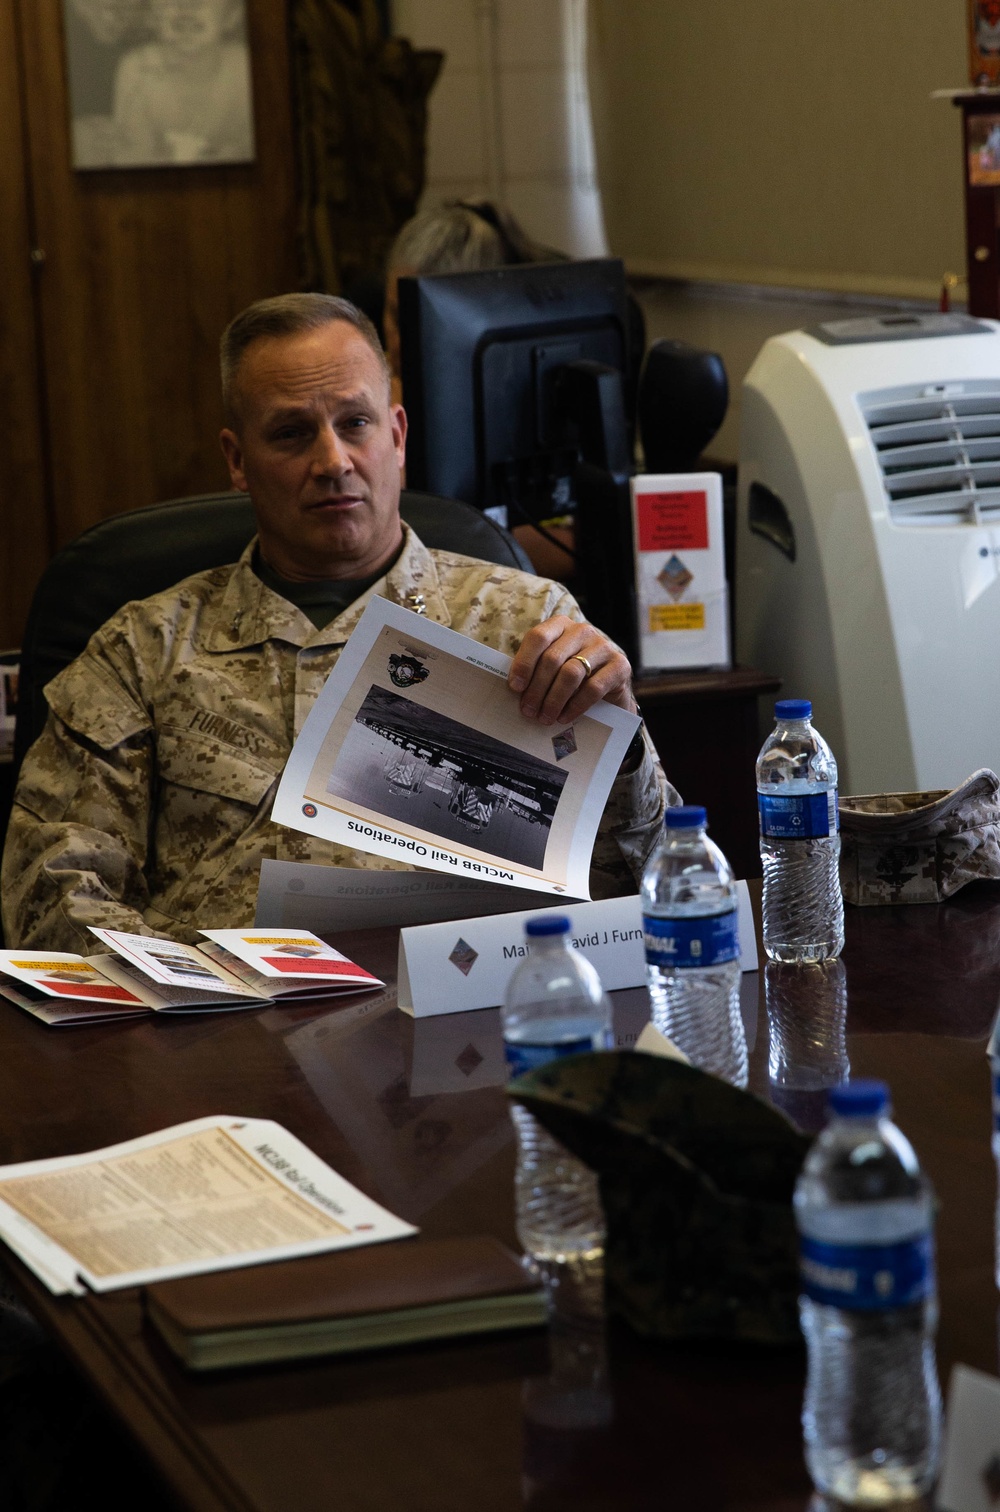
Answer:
[393,0,608,257]
[590,0,968,300]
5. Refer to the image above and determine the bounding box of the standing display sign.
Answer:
[630,472,730,672]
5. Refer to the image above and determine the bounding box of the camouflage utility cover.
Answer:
[839,768,1000,905]
[1,526,674,951]
[509,1051,810,1345]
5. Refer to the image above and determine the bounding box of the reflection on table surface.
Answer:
[0,887,998,1511]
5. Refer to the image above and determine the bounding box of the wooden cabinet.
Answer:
[635,665,782,879]
[0,0,298,648]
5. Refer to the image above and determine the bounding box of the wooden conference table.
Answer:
[0,884,998,1511]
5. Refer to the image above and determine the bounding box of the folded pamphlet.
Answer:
[0,928,382,1027]
[198,928,381,997]
[0,1116,416,1295]
[0,951,153,1024]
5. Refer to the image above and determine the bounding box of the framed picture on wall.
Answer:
[63,1,256,169]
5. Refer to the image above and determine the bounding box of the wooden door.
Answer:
[0,2,52,649]
[3,0,297,648]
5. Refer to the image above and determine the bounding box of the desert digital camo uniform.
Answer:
[838,768,1000,905]
[2,526,675,952]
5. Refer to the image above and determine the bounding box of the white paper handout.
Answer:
[0,1116,416,1296]
[634,1022,690,1063]
[272,598,640,900]
[254,860,581,934]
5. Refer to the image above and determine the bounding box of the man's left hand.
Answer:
[508,616,637,725]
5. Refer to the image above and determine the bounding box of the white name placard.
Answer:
[397,882,757,1018]
[938,1364,1000,1511]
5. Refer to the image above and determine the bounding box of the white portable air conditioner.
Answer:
[736,312,1000,794]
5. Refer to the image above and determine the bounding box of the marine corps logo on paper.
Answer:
[388,652,429,689]
[552,726,578,761]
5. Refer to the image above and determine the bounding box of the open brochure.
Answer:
[198,928,382,995]
[0,928,382,1027]
[271,597,640,900]
[0,1116,416,1295]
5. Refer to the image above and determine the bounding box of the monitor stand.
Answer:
[572,462,638,668]
[556,360,638,668]
[493,359,639,668]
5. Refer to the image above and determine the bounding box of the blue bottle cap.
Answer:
[828,1080,889,1117]
[665,805,707,829]
[525,914,572,937]
[775,699,812,721]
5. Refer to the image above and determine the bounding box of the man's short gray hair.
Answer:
[220,292,390,423]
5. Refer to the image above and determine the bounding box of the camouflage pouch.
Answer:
[839,768,1000,906]
[509,1051,810,1346]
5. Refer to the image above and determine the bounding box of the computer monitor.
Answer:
[398,257,637,659]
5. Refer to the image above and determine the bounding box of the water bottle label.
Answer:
[642,910,739,968]
[800,1233,934,1310]
[504,1034,600,1079]
[758,790,839,839]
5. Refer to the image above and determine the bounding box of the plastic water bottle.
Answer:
[502,916,611,1263]
[757,698,844,963]
[640,805,747,1088]
[795,1080,941,1503]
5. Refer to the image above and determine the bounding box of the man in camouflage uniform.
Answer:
[1,294,674,951]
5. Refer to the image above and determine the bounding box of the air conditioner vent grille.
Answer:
[860,380,1000,525]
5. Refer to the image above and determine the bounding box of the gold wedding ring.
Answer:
[571,654,594,677]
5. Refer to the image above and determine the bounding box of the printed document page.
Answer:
[254,861,580,933]
[272,598,639,899]
[0,1116,416,1294]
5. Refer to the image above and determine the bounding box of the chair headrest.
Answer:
[13,489,533,770]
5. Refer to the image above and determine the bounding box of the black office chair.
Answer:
[11,488,533,774]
